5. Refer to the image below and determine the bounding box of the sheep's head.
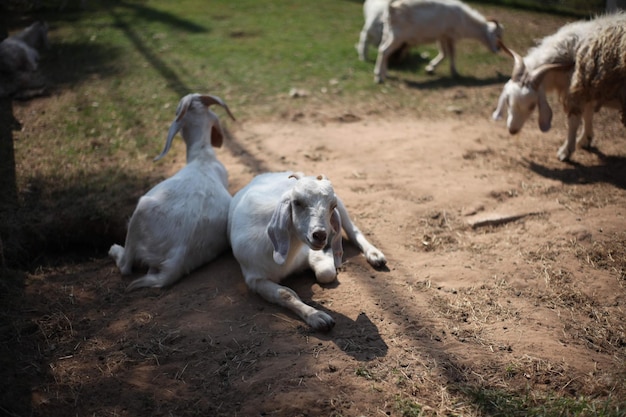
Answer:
[268,174,343,267]
[493,41,570,134]
[155,93,236,162]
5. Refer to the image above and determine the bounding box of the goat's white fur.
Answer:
[227,172,387,331]
[109,93,235,291]
[492,13,626,161]
[374,0,502,83]
[357,0,411,64]
[357,0,390,61]
[0,21,49,98]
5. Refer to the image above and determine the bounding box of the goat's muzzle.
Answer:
[308,229,328,250]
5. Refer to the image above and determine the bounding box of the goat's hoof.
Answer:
[308,311,335,332]
[579,137,593,149]
[557,147,572,162]
[366,249,387,268]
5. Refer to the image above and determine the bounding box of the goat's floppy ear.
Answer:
[199,94,236,121]
[330,207,344,268]
[154,95,193,161]
[537,89,552,132]
[267,197,292,265]
[211,122,225,148]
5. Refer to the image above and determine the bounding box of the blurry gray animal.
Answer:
[0,21,49,98]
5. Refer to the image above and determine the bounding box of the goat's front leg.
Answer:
[576,104,594,149]
[308,248,338,284]
[557,112,582,161]
[247,277,335,332]
[336,198,387,268]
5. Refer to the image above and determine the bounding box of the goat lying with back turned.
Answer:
[228,172,387,332]
[109,93,235,291]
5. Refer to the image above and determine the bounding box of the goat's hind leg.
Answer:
[248,277,335,332]
[108,244,134,275]
[426,39,447,75]
[126,249,186,291]
[374,34,404,83]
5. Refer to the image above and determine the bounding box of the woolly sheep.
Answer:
[374,0,503,83]
[227,172,387,332]
[492,13,626,161]
[0,21,49,98]
[109,93,235,291]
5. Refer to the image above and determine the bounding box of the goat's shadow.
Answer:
[283,244,390,362]
[401,71,509,89]
[374,50,509,88]
[525,147,626,190]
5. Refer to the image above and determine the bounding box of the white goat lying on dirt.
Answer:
[0,21,49,98]
[228,172,387,331]
[109,94,235,291]
[492,13,626,161]
[374,0,503,83]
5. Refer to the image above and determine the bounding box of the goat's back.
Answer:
[133,162,231,270]
[570,13,626,109]
[228,171,295,237]
[388,0,480,35]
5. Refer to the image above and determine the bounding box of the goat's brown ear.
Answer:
[199,94,236,121]
[210,124,224,148]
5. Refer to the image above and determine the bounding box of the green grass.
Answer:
[465,387,626,417]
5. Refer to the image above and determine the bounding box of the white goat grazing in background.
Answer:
[492,13,626,161]
[0,21,49,98]
[374,0,503,83]
[109,94,235,291]
[228,172,387,332]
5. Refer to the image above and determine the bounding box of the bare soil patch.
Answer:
[3,102,626,416]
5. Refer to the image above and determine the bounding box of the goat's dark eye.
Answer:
[293,200,303,208]
[529,103,536,111]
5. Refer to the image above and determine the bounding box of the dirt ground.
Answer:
[3,99,626,416]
